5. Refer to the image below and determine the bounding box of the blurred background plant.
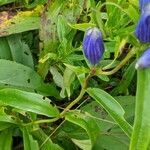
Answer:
[0,0,148,150]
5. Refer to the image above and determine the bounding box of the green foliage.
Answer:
[87,88,132,137]
[65,111,100,147]
[23,127,39,150]
[130,69,150,149]
[0,0,149,149]
[0,128,12,150]
[32,129,63,150]
[0,59,59,96]
[0,88,59,117]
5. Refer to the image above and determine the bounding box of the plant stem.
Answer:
[25,70,93,126]
[59,72,92,117]
[99,47,136,75]
[130,69,150,150]
[26,48,136,126]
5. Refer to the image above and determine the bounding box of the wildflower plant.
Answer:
[0,0,150,150]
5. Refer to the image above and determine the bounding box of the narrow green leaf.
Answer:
[124,4,139,23]
[63,67,75,97]
[68,23,96,31]
[97,74,109,82]
[64,64,89,75]
[50,66,64,88]
[87,88,132,137]
[39,53,57,63]
[7,34,34,68]
[0,88,59,117]
[57,15,71,41]
[23,127,39,150]
[65,111,100,147]
[50,66,66,98]
[0,128,12,150]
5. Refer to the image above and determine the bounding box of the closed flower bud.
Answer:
[135,4,150,43]
[135,48,150,69]
[83,27,105,65]
[139,0,150,10]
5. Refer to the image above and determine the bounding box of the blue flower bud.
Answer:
[83,27,105,65]
[139,0,150,10]
[135,48,150,69]
[135,4,150,43]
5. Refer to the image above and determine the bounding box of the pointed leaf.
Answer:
[65,111,100,146]
[0,88,59,117]
[7,34,34,68]
[0,128,12,150]
[87,88,132,137]
[23,127,39,150]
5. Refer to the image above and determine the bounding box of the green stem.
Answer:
[25,71,93,126]
[99,47,136,76]
[130,69,150,150]
[24,117,60,126]
[60,72,93,117]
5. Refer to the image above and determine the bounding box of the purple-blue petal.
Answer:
[83,27,105,65]
[139,0,150,10]
[135,48,150,69]
[135,4,150,43]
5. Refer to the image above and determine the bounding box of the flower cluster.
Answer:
[136,1,150,69]
[82,27,104,65]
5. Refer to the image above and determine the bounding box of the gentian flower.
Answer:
[135,48,150,69]
[83,27,105,65]
[139,0,150,10]
[135,4,150,43]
